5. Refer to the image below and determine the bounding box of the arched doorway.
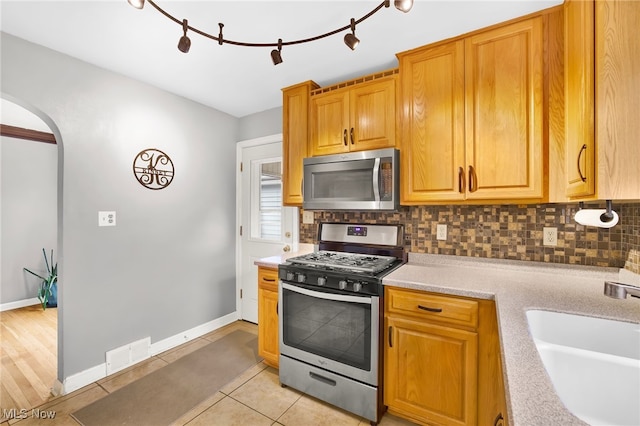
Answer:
[0,97,61,409]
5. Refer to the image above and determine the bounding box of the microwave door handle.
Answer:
[372,157,381,203]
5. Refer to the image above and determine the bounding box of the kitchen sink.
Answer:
[526,309,640,426]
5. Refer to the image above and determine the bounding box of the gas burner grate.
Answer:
[288,250,398,274]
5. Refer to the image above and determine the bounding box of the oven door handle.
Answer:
[282,282,373,305]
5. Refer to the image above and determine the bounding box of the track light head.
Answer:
[344,18,360,50]
[344,33,359,51]
[178,19,191,53]
[394,0,414,13]
[127,0,145,9]
[271,39,283,65]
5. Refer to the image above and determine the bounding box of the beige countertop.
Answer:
[253,243,315,269]
[383,253,640,426]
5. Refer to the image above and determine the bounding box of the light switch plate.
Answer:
[436,224,447,241]
[302,210,314,224]
[99,211,116,227]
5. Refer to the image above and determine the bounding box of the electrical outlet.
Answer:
[98,211,116,227]
[302,210,314,224]
[543,227,557,246]
[436,224,447,241]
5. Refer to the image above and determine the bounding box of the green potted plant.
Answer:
[24,248,57,310]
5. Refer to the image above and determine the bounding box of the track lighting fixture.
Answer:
[344,18,360,51]
[127,0,144,10]
[271,39,283,65]
[128,0,413,65]
[394,0,414,13]
[177,19,190,53]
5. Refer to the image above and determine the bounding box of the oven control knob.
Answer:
[317,277,327,286]
[338,280,347,290]
[297,273,306,283]
[286,271,295,281]
[353,282,363,292]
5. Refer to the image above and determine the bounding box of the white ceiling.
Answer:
[0,0,563,118]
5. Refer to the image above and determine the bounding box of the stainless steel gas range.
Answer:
[278,223,406,424]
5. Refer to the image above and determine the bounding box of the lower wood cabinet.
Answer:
[257,266,279,368]
[384,287,507,426]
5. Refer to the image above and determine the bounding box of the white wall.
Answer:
[238,107,282,141]
[1,32,241,384]
[1,134,57,306]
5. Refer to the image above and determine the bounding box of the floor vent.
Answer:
[106,337,151,375]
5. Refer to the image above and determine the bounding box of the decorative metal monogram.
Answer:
[132,148,175,190]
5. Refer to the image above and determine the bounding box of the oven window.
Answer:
[281,287,372,371]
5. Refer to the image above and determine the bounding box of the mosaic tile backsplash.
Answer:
[300,202,640,274]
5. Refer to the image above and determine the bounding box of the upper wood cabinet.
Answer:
[465,17,545,201]
[398,40,466,203]
[561,0,640,201]
[399,17,545,204]
[564,0,595,198]
[309,74,397,156]
[282,81,318,206]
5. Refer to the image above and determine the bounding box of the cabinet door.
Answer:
[310,89,350,156]
[465,17,545,200]
[349,77,397,151]
[595,0,640,199]
[385,316,478,426]
[282,81,317,206]
[398,41,466,204]
[565,0,595,198]
[257,268,279,368]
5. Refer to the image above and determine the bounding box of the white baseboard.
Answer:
[60,311,239,394]
[51,379,64,397]
[0,298,40,312]
[150,311,239,356]
[63,363,106,394]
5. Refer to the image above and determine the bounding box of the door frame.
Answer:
[235,133,298,320]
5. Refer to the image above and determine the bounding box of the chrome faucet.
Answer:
[604,281,640,299]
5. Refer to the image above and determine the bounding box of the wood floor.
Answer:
[0,305,58,411]
[0,311,416,426]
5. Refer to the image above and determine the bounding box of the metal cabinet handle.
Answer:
[577,144,587,182]
[418,305,443,313]
[388,326,393,348]
[262,277,276,282]
[350,127,354,145]
[343,129,348,146]
[493,412,505,426]
[276,302,278,315]
[468,165,477,193]
[458,166,465,193]
[283,245,291,252]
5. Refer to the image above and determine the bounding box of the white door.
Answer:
[237,136,297,323]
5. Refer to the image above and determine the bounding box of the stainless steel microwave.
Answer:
[303,148,399,211]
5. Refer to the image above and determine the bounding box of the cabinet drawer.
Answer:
[258,267,278,292]
[386,287,478,329]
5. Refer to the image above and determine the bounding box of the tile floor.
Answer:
[3,321,418,426]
